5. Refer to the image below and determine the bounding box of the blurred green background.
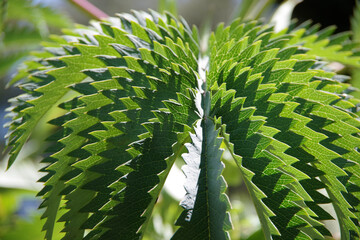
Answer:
[0,0,358,239]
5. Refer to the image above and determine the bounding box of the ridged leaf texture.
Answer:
[5,10,360,240]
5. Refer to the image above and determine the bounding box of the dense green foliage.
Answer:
[5,9,360,239]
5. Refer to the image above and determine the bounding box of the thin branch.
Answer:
[69,0,108,20]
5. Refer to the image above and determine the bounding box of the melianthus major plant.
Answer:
[4,8,360,240]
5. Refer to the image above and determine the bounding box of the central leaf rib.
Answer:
[173,55,232,239]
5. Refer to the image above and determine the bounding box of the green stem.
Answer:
[158,0,178,16]
[69,0,108,20]
[254,0,275,19]
[235,0,255,20]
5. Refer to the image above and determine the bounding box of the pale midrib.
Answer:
[198,117,210,239]
[198,53,213,238]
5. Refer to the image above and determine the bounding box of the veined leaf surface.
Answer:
[5,10,360,240]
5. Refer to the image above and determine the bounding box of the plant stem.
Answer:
[69,0,108,20]
[254,0,275,19]
[158,0,178,16]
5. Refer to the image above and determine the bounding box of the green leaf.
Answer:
[208,19,360,239]
[4,11,201,239]
[5,9,360,240]
[284,24,360,67]
[173,93,232,239]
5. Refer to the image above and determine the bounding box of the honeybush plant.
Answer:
[4,9,360,240]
